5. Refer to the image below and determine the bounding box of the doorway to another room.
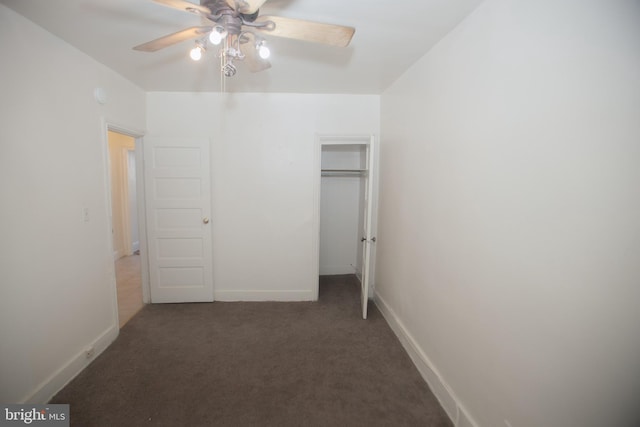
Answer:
[108,130,144,327]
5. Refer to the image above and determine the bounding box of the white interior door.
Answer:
[144,137,213,303]
[360,137,375,319]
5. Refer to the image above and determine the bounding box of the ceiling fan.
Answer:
[133,0,355,77]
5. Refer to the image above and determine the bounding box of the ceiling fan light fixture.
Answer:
[208,26,226,45]
[133,0,356,80]
[257,40,270,59]
[189,44,204,61]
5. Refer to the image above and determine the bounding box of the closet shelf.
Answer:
[321,169,367,172]
[321,169,368,177]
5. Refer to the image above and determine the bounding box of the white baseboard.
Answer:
[112,250,123,261]
[355,271,363,283]
[23,324,119,404]
[374,292,479,427]
[214,289,315,302]
[319,265,357,276]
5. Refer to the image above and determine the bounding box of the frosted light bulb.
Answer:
[258,44,270,59]
[190,46,203,61]
[209,30,222,45]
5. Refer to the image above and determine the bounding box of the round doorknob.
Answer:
[203,217,210,224]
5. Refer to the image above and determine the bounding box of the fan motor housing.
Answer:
[203,0,258,34]
[220,14,242,34]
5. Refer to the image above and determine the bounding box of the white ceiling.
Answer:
[1,0,483,94]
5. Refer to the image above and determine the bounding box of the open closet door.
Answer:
[360,136,375,319]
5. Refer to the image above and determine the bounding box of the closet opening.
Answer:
[316,135,376,319]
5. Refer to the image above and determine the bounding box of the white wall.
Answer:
[320,145,367,275]
[320,176,362,275]
[0,5,146,403]
[146,92,379,301]
[376,1,640,427]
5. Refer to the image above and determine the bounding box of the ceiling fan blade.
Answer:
[152,0,211,16]
[226,0,269,14]
[242,39,271,73]
[255,16,355,47]
[133,26,212,52]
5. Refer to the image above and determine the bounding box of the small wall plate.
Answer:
[94,87,107,105]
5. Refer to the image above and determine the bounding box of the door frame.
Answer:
[312,134,377,312]
[101,120,150,329]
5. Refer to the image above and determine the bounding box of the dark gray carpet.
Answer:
[51,275,453,427]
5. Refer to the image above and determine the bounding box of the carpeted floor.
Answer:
[51,275,453,427]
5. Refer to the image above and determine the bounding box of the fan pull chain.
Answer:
[220,36,226,92]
